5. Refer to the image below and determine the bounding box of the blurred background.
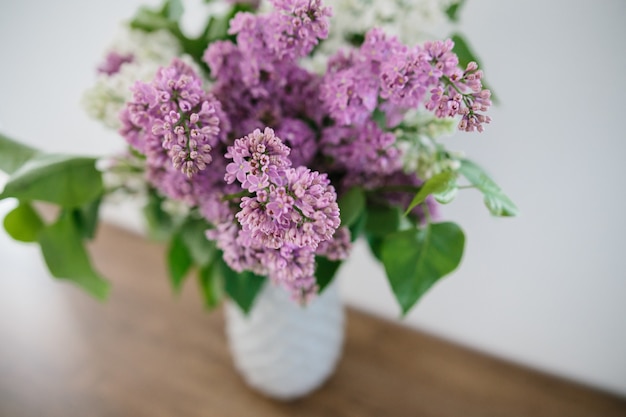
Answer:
[1,0,625,396]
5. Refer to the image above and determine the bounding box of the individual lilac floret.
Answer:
[268,0,332,60]
[97,51,134,76]
[120,59,229,177]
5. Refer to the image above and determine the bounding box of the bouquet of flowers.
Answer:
[0,0,516,315]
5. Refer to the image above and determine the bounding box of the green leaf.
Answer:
[128,2,211,71]
[38,211,110,300]
[382,222,465,315]
[180,218,215,267]
[459,159,519,217]
[445,0,465,22]
[0,154,103,208]
[348,210,368,242]
[206,14,232,43]
[220,259,266,314]
[365,204,402,237]
[72,197,102,240]
[364,202,419,262]
[451,33,498,103]
[204,3,256,45]
[372,108,388,130]
[433,183,458,204]
[198,260,224,310]
[165,0,184,22]
[143,188,175,241]
[0,133,39,175]
[346,32,366,47]
[167,233,193,292]
[366,235,384,262]
[175,31,211,66]
[338,187,365,227]
[3,202,44,242]
[130,6,173,32]
[315,256,342,293]
[451,33,477,71]
[405,171,456,215]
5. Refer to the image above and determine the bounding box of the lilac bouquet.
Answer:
[0,0,516,314]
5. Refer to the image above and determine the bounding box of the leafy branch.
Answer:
[0,133,109,299]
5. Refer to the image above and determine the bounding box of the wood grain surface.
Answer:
[1,223,625,417]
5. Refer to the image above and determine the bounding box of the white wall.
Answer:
[1,0,625,395]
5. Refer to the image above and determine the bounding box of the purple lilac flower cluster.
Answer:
[115,0,493,303]
[269,0,332,60]
[225,0,331,65]
[313,28,492,195]
[218,128,343,300]
[320,29,492,133]
[119,59,239,227]
[200,1,350,300]
[120,58,229,178]
[203,0,329,146]
[381,37,492,132]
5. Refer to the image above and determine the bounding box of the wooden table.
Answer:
[1,223,625,417]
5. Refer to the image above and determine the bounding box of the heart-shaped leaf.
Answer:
[365,204,403,237]
[381,222,465,315]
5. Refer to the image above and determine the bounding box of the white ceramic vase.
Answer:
[224,281,345,400]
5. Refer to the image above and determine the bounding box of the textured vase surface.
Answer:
[224,281,345,400]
